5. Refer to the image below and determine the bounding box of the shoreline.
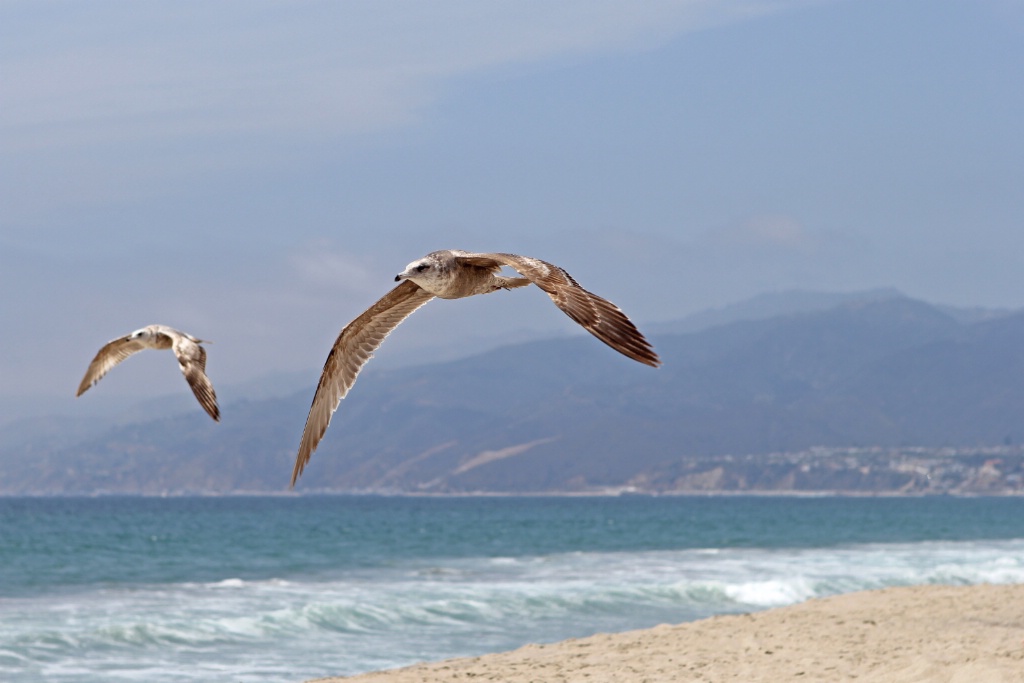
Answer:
[309,583,1024,683]
[5,489,1024,498]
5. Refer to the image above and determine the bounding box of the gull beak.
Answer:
[394,273,405,282]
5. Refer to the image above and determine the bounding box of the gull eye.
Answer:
[415,264,429,273]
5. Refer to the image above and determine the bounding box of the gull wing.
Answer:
[292,279,435,486]
[171,335,221,422]
[455,252,660,367]
[76,335,148,396]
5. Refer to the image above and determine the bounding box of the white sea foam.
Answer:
[2,539,1024,683]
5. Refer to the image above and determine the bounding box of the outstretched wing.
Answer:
[292,280,436,486]
[171,336,221,422]
[76,335,148,396]
[455,252,660,367]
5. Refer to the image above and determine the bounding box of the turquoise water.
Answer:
[2,495,1023,682]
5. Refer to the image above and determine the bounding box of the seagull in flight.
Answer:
[292,250,660,486]
[77,324,220,421]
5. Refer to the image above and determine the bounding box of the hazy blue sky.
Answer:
[2,0,1022,409]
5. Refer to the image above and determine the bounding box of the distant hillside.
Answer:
[2,294,1023,495]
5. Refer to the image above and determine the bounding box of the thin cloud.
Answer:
[1,0,826,230]
[1,1,825,151]
[287,240,377,292]
[711,214,819,251]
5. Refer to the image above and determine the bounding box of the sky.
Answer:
[2,0,1023,415]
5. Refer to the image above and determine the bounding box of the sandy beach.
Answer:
[311,583,1024,682]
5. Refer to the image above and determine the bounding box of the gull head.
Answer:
[395,254,447,289]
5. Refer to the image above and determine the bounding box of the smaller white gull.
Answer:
[76,324,220,422]
[292,250,660,486]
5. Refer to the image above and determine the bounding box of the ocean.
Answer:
[1,494,1023,682]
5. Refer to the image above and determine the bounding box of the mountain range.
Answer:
[2,290,1023,495]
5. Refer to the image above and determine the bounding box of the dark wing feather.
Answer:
[76,336,148,396]
[172,337,221,422]
[457,252,660,367]
[292,280,435,486]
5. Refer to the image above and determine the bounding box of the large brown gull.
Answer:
[76,324,220,421]
[291,250,660,486]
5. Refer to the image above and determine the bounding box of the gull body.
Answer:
[292,250,660,486]
[76,324,220,422]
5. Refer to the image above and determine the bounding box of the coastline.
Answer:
[309,583,1024,683]
[5,488,1024,498]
